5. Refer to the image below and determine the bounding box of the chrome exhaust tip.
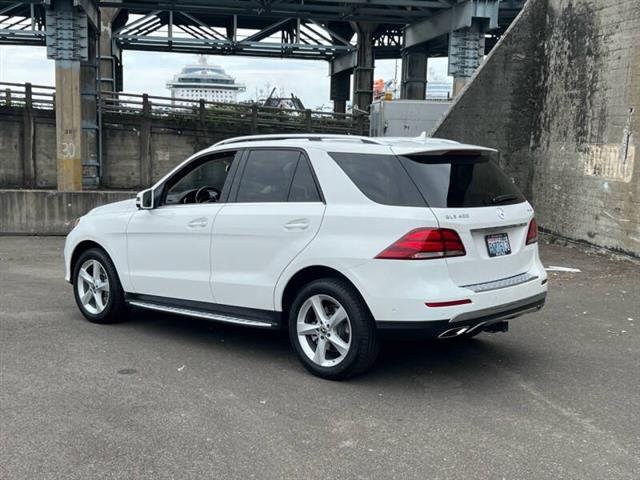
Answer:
[438,326,469,339]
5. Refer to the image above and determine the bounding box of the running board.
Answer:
[127,300,275,328]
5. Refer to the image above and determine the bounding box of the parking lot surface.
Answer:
[1,236,639,479]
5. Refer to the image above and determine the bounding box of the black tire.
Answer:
[288,278,379,380]
[72,247,129,324]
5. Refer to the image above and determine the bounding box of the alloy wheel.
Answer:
[77,259,110,315]
[296,294,352,367]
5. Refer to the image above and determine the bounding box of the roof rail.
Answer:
[214,134,383,147]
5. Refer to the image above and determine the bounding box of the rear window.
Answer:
[398,151,526,208]
[328,153,426,207]
[329,151,525,208]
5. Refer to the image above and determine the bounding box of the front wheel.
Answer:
[288,278,379,380]
[72,248,128,324]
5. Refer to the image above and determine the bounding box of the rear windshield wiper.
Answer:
[491,194,518,204]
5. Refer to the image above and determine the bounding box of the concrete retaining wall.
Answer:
[433,0,640,257]
[0,108,252,191]
[0,189,135,235]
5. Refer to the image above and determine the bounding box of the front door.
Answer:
[127,150,239,302]
[211,148,325,310]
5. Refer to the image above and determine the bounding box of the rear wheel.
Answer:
[288,278,379,380]
[72,248,128,324]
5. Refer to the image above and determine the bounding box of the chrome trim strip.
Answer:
[470,222,528,233]
[128,300,274,328]
[462,272,538,293]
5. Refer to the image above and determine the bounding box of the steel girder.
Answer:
[113,9,358,60]
[1,0,525,62]
[0,2,45,46]
[99,0,453,25]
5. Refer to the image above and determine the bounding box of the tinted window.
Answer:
[288,157,321,202]
[398,152,526,208]
[329,153,425,207]
[236,150,300,202]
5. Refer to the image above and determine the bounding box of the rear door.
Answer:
[211,148,325,310]
[396,149,535,286]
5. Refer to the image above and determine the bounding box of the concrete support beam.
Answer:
[99,5,123,92]
[452,77,469,97]
[139,94,152,187]
[81,28,99,185]
[404,0,499,50]
[22,83,35,188]
[74,0,99,31]
[329,51,355,112]
[352,22,376,114]
[330,70,350,113]
[448,21,485,97]
[400,49,428,100]
[329,51,357,76]
[55,60,83,191]
[46,0,101,190]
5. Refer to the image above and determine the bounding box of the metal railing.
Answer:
[100,91,367,135]
[0,82,55,110]
[0,82,367,135]
[0,82,368,135]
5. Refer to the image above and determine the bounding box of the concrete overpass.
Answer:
[0,0,524,190]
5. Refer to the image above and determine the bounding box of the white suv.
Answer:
[65,134,547,379]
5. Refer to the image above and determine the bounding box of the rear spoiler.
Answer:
[390,145,497,157]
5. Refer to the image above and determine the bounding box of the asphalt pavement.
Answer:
[1,236,639,479]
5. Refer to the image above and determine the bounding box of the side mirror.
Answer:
[136,188,154,210]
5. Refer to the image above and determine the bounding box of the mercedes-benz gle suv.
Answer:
[65,134,547,379]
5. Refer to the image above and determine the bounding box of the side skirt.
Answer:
[125,293,282,329]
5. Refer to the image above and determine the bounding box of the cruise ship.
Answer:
[167,56,246,105]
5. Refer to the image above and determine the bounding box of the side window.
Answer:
[236,150,300,203]
[164,152,237,205]
[288,157,321,202]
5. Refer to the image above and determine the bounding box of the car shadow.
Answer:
[124,307,538,385]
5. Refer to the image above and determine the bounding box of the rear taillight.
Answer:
[376,228,466,260]
[526,218,538,245]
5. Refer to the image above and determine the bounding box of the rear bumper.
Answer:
[376,292,546,339]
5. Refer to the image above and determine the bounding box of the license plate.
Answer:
[485,233,511,257]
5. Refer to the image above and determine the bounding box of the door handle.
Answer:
[188,217,208,229]
[284,219,310,231]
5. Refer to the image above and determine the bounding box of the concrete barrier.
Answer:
[432,0,640,257]
[0,189,135,235]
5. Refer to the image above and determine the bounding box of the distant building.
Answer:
[167,56,245,105]
[426,66,453,100]
[426,81,453,100]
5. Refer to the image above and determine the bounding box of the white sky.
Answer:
[0,46,451,109]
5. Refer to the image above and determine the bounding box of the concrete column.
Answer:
[22,83,36,188]
[46,0,97,191]
[400,49,428,100]
[99,6,122,92]
[452,77,469,97]
[55,60,83,191]
[81,29,100,187]
[139,93,152,187]
[352,22,376,114]
[330,70,350,113]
